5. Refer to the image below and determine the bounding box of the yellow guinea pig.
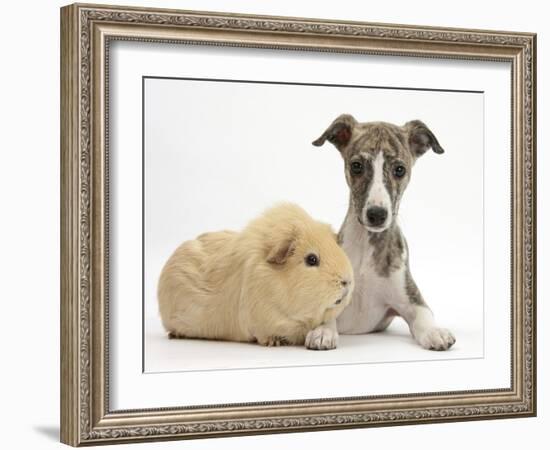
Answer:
[157,203,354,349]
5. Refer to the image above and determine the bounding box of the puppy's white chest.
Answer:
[337,228,406,334]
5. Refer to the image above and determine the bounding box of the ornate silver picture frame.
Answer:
[61,3,536,446]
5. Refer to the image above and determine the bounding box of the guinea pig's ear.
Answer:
[312,114,357,152]
[404,120,445,158]
[266,235,296,265]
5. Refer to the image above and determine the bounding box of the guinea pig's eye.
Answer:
[305,253,320,267]
[393,164,406,178]
[350,161,364,176]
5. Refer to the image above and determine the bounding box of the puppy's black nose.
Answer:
[366,207,388,227]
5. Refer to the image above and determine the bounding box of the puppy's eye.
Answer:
[305,253,320,267]
[350,161,364,175]
[393,164,406,178]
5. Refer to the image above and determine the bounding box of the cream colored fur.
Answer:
[158,203,354,348]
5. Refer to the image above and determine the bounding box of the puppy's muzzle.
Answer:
[366,206,388,228]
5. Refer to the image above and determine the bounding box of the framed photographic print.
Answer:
[60,3,537,446]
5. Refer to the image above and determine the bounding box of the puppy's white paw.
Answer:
[305,326,339,350]
[416,327,456,351]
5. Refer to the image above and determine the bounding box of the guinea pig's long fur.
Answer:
[158,203,354,347]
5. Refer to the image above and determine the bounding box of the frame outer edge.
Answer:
[528,33,536,416]
[533,33,537,416]
[61,4,81,447]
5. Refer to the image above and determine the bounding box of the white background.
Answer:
[143,75,486,373]
[0,0,546,449]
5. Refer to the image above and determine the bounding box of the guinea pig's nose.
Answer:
[340,279,352,298]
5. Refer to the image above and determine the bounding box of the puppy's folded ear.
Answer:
[312,114,357,152]
[266,234,296,265]
[404,120,445,157]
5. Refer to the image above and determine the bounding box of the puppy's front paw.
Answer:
[305,326,338,350]
[416,327,456,351]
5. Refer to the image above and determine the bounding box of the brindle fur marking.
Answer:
[404,267,426,306]
[367,226,404,278]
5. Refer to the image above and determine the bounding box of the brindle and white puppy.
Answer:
[304,114,456,351]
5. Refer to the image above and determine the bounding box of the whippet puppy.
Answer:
[304,114,456,351]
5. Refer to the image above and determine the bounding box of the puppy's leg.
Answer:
[392,269,456,351]
[305,319,339,350]
[408,305,455,351]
